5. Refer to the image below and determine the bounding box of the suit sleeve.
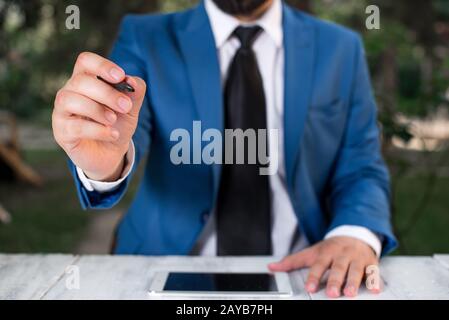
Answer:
[68,15,153,210]
[327,35,397,256]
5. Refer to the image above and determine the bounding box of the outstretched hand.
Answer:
[269,236,381,298]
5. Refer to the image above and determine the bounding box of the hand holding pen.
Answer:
[52,52,147,182]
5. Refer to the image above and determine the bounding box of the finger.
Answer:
[268,248,314,272]
[124,76,147,118]
[55,90,117,126]
[62,118,119,143]
[326,257,351,298]
[306,257,331,293]
[73,52,125,83]
[66,73,133,114]
[343,261,364,297]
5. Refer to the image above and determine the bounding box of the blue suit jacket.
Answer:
[69,1,397,256]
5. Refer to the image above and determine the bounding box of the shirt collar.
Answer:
[204,0,283,48]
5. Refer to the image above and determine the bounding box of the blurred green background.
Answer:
[0,0,448,255]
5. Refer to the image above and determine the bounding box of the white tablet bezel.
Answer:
[148,271,293,298]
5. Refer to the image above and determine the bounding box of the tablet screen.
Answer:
[163,272,277,292]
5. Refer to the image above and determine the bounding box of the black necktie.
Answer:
[216,26,272,256]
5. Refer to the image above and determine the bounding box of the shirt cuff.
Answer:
[325,225,382,257]
[76,141,135,193]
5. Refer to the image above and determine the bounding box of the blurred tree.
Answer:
[0,0,160,118]
[2,0,448,119]
[306,0,448,254]
[286,0,312,13]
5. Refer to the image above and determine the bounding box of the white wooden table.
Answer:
[1,254,449,300]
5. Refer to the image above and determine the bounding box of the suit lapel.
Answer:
[174,3,315,197]
[283,4,315,192]
[175,2,224,197]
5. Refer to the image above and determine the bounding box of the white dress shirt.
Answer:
[77,0,382,257]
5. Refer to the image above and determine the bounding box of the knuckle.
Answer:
[351,262,365,273]
[328,269,343,281]
[334,256,349,267]
[329,269,344,281]
[76,51,90,66]
[333,262,346,272]
[66,120,82,137]
[315,257,329,267]
[307,272,320,282]
[55,89,71,108]
[55,90,65,106]
[70,73,85,90]
[329,267,345,278]
[309,267,324,279]
[348,271,364,282]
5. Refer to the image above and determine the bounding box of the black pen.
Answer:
[96,75,135,93]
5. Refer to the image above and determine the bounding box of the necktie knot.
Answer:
[233,26,262,49]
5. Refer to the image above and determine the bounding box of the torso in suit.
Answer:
[69,0,397,256]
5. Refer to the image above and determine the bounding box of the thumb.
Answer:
[125,76,147,117]
[268,247,315,272]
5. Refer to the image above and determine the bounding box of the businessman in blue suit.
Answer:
[52,0,397,297]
